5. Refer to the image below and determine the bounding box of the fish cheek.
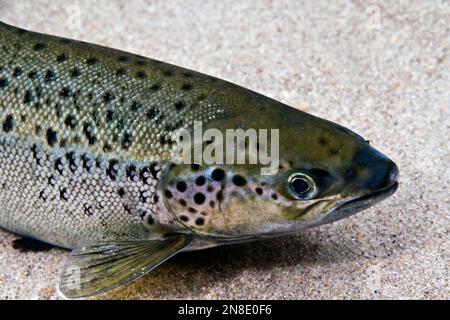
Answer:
[218,197,285,235]
[161,177,219,231]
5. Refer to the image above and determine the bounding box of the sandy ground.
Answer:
[0,0,448,300]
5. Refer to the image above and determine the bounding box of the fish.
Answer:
[0,20,398,298]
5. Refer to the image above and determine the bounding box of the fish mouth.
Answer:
[321,181,399,224]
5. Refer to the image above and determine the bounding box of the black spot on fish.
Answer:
[181,83,193,90]
[164,189,173,199]
[86,57,98,65]
[121,132,133,149]
[44,70,55,82]
[175,101,186,110]
[146,107,159,119]
[46,128,57,146]
[107,159,119,181]
[70,134,79,144]
[118,188,126,198]
[70,68,80,77]
[159,135,169,145]
[83,122,96,145]
[13,67,23,77]
[60,138,68,148]
[33,43,46,51]
[147,215,155,225]
[136,71,146,79]
[255,187,263,196]
[209,201,215,208]
[271,193,278,200]
[180,215,189,222]
[318,137,328,146]
[64,115,77,128]
[103,92,115,103]
[48,175,56,187]
[195,217,205,226]
[139,166,152,185]
[56,53,66,63]
[212,168,225,181]
[131,101,142,111]
[176,181,187,192]
[139,190,149,203]
[150,162,160,178]
[66,151,78,173]
[116,68,126,76]
[0,78,8,88]
[31,144,44,166]
[54,103,62,117]
[3,115,14,132]
[81,154,92,171]
[55,158,64,175]
[60,188,69,201]
[232,175,247,187]
[84,204,94,216]
[126,165,137,180]
[60,87,72,98]
[88,136,97,145]
[179,199,187,206]
[195,176,206,186]
[188,207,197,213]
[105,110,114,122]
[194,192,206,205]
[27,71,38,79]
[24,90,32,104]
[150,84,161,91]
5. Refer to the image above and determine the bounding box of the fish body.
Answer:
[0,21,398,298]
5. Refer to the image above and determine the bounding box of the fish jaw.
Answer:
[321,181,399,225]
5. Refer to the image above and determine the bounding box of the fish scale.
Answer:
[0,21,226,248]
[0,20,398,298]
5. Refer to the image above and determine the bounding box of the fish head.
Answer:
[160,99,398,242]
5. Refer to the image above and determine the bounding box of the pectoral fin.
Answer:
[58,234,191,299]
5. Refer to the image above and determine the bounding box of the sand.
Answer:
[0,0,448,299]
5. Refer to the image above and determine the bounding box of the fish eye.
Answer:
[287,173,318,200]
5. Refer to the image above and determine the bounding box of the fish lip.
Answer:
[322,181,399,224]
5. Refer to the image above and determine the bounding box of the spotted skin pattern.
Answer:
[0,21,398,254]
[0,21,229,248]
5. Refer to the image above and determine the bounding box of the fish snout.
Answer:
[368,157,399,193]
[350,146,399,193]
[383,161,399,189]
